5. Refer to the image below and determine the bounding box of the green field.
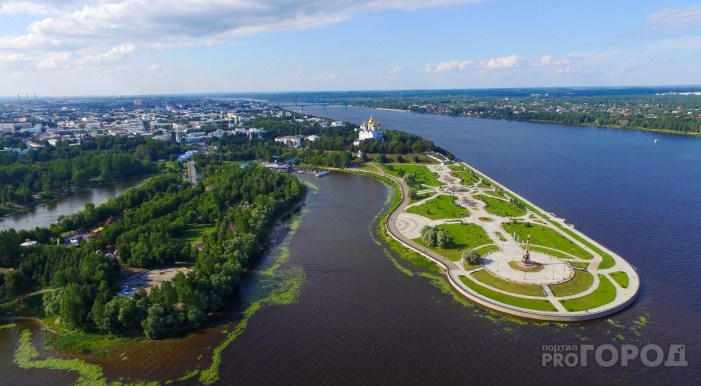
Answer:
[503,222,593,260]
[560,274,617,312]
[181,223,216,243]
[559,228,617,269]
[406,194,469,220]
[609,271,630,288]
[449,165,479,186]
[459,276,557,312]
[477,195,527,217]
[529,245,577,259]
[569,261,590,269]
[471,270,545,297]
[549,270,594,297]
[382,164,443,187]
[410,191,436,203]
[474,244,499,256]
[413,223,492,261]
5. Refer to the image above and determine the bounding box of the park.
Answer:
[379,158,640,321]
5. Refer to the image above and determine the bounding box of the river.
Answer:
[0,178,146,231]
[1,108,699,384]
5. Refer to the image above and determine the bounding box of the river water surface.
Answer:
[1,108,699,384]
[0,178,146,231]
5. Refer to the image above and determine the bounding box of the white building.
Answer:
[307,135,320,142]
[353,116,383,146]
[275,135,302,148]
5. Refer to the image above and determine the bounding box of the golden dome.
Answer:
[368,116,375,126]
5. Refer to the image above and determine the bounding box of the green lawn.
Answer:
[449,165,479,186]
[609,271,630,288]
[483,191,507,199]
[383,164,443,187]
[549,270,594,297]
[503,222,593,260]
[569,261,590,269]
[180,223,216,243]
[529,245,577,259]
[559,227,617,269]
[474,244,499,256]
[560,274,617,312]
[410,191,436,204]
[477,195,527,218]
[471,270,545,297]
[459,276,557,312]
[406,195,469,220]
[414,223,492,261]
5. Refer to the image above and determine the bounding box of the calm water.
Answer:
[2,109,699,384]
[0,178,145,231]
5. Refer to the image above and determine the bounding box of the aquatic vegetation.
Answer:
[199,211,307,385]
[0,323,17,330]
[199,267,305,385]
[14,329,107,386]
[630,314,649,337]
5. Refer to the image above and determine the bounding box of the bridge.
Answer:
[275,102,348,110]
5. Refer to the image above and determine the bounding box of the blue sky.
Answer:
[0,0,700,96]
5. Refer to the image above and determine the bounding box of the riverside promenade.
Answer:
[368,159,640,322]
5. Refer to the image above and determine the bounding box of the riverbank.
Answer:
[352,104,700,136]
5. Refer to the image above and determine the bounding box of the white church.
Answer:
[353,116,383,146]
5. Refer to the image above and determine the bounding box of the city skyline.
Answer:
[1,0,700,96]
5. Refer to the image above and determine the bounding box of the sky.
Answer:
[0,0,700,96]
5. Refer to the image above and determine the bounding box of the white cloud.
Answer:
[79,43,135,65]
[482,55,521,69]
[36,51,70,69]
[425,60,473,72]
[0,1,55,15]
[315,72,341,81]
[147,64,164,73]
[646,36,701,54]
[388,66,402,75]
[1,0,484,49]
[0,0,485,74]
[536,55,576,73]
[648,6,701,29]
[0,53,26,67]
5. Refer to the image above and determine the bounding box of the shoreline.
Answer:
[354,105,700,136]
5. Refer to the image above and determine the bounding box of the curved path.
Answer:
[375,164,458,271]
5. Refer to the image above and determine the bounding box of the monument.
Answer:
[521,235,532,265]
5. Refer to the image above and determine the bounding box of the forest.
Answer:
[1,163,306,338]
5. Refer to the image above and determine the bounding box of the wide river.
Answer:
[1,107,699,384]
